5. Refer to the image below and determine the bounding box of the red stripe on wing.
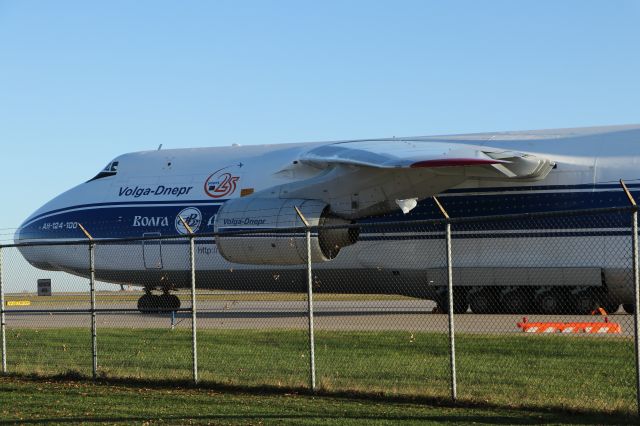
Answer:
[410,158,505,168]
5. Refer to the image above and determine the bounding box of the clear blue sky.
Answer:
[1,0,639,236]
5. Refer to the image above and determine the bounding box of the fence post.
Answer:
[295,207,316,391]
[620,180,640,416]
[179,216,198,384]
[433,197,457,401]
[78,224,97,380]
[0,245,6,374]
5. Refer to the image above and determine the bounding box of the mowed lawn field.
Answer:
[3,328,638,418]
[2,375,637,425]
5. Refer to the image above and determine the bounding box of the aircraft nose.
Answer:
[13,226,22,245]
[14,190,66,245]
[14,213,37,245]
[15,235,58,271]
[13,209,59,271]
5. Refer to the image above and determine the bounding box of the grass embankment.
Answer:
[2,376,636,425]
[3,329,636,416]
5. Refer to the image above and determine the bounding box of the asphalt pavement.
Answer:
[3,298,634,336]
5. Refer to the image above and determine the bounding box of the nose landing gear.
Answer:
[137,289,181,313]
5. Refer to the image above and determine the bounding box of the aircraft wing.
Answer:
[299,140,555,180]
[271,139,557,217]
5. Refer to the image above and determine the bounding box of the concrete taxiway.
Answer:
[3,299,633,336]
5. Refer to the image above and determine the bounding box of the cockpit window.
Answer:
[87,161,119,182]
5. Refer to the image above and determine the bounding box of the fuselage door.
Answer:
[142,232,163,269]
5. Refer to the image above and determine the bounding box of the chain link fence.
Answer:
[1,205,639,415]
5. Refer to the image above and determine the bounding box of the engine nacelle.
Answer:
[214,198,358,265]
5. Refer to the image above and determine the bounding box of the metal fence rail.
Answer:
[1,204,639,415]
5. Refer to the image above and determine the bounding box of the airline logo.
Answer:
[133,216,169,227]
[176,207,202,234]
[119,185,194,198]
[204,167,240,198]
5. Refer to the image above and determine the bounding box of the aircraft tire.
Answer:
[500,288,530,314]
[137,294,159,314]
[435,287,469,314]
[537,290,564,314]
[468,288,500,314]
[601,302,620,315]
[572,290,598,315]
[622,303,635,314]
[596,291,620,314]
[162,294,181,311]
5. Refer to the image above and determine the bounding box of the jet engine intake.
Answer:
[214,198,358,265]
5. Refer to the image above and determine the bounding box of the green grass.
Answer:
[3,376,637,425]
[3,329,637,416]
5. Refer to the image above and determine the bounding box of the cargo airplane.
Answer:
[14,124,640,314]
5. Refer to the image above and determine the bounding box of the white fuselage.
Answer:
[13,125,640,304]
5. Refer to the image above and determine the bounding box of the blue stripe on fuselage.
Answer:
[23,198,227,226]
[16,185,638,241]
[18,204,222,240]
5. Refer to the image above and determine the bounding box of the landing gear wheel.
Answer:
[138,293,180,313]
[537,290,565,315]
[159,294,181,311]
[596,293,620,314]
[622,304,635,314]
[600,303,619,315]
[573,291,598,315]
[469,288,501,314]
[137,294,159,313]
[436,288,468,314]
[501,289,530,314]
[170,294,181,310]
